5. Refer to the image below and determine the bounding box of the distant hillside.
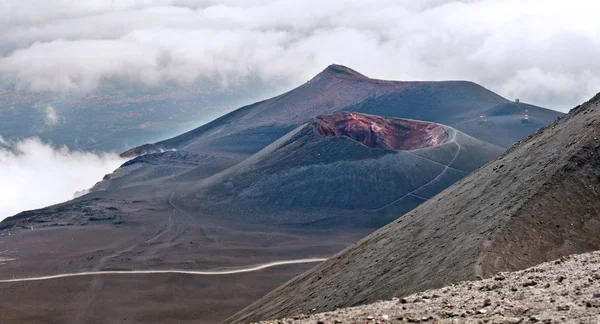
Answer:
[0,81,268,151]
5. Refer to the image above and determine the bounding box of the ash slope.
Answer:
[123,64,560,158]
[178,113,502,223]
[258,251,600,324]
[226,93,600,324]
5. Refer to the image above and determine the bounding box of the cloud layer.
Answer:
[0,137,125,220]
[1,0,600,111]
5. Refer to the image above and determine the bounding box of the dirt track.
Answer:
[0,258,327,283]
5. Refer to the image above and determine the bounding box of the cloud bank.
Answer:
[0,137,125,220]
[1,0,599,111]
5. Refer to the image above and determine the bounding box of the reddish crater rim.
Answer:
[313,112,450,151]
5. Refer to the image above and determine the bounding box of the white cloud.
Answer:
[43,105,59,126]
[0,137,125,220]
[1,0,600,110]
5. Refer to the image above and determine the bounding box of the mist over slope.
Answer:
[0,137,124,219]
[2,0,599,110]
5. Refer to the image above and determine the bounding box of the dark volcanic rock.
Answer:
[120,143,162,158]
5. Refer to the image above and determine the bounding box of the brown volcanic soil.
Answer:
[314,112,449,151]
[0,264,319,324]
[226,93,600,323]
[0,187,367,324]
[256,251,600,324]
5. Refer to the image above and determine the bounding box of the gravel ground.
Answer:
[256,251,600,324]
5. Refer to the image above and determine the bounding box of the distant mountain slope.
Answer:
[225,93,600,324]
[122,64,561,158]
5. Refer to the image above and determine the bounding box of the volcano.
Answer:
[121,64,559,159]
[172,112,502,220]
[0,65,561,323]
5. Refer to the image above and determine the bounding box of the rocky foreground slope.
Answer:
[256,251,600,324]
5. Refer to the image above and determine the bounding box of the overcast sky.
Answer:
[1,0,599,111]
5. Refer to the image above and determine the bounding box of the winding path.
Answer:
[0,258,327,284]
[373,128,462,211]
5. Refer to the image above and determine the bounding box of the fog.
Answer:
[0,137,125,220]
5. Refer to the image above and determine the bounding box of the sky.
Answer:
[1,0,599,110]
[1,0,600,219]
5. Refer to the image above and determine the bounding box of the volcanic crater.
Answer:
[314,112,449,151]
